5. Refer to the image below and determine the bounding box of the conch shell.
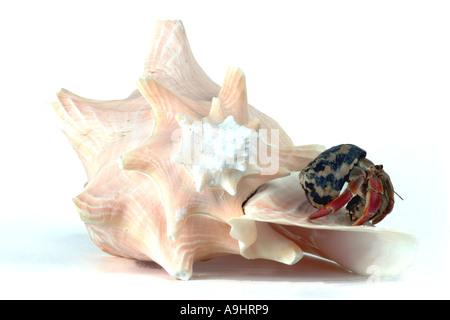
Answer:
[53,20,417,280]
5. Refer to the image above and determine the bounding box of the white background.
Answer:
[1,0,449,299]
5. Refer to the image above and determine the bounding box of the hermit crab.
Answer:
[299,144,395,226]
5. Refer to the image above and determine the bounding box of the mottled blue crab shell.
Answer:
[299,144,367,208]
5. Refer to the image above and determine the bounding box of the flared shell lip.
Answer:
[230,213,418,240]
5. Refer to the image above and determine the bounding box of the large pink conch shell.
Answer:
[53,20,417,280]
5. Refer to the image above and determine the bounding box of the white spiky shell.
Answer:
[53,20,417,280]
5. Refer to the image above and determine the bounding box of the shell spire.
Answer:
[219,66,249,125]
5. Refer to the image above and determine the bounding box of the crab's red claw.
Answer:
[368,173,383,193]
[353,191,382,226]
[372,199,394,224]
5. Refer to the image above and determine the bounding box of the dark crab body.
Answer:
[299,144,395,226]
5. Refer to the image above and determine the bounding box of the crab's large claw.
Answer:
[371,170,395,225]
[308,167,366,220]
[353,172,385,226]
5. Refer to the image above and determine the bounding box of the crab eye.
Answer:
[375,164,383,170]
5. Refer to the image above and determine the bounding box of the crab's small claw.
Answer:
[308,167,366,220]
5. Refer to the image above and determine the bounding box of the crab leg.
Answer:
[371,200,393,224]
[371,175,395,224]
[308,167,366,220]
[353,173,383,226]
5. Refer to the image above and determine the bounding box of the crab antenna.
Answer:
[394,190,404,200]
